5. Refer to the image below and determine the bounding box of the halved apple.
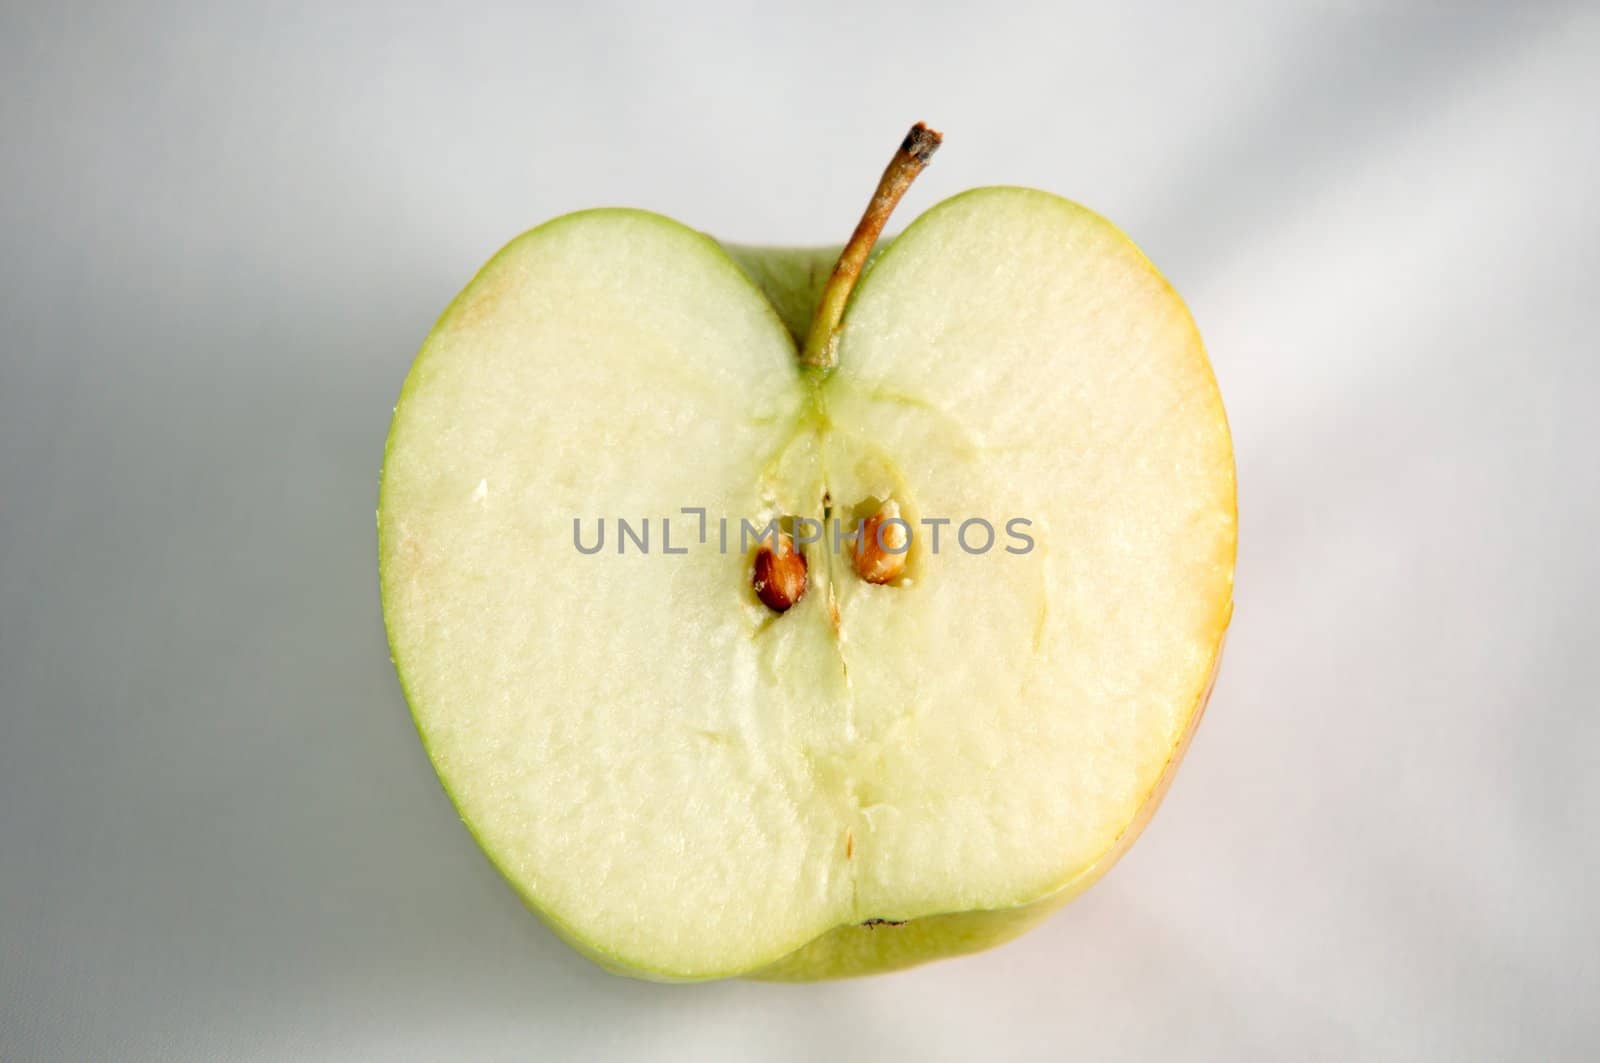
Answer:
[379,127,1235,980]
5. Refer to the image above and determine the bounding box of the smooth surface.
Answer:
[1,1,1595,1058]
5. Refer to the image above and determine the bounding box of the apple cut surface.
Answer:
[379,190,1235,980]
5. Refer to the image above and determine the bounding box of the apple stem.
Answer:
[799,122,943,371]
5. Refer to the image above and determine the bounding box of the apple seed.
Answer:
[854,500,909,584]
[752,532,807,612]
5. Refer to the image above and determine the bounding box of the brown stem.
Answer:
[799,123,943,371]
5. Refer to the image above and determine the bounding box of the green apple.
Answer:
[378,126,1235,980]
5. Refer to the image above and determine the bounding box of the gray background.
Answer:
[2,1,1596,1059]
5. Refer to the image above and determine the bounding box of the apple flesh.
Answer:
[379,187,1235,980]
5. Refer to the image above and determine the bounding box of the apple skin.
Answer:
[383,209,1233,982]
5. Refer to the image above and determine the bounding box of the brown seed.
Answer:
[854,500,908,584]
[752,532,807,612]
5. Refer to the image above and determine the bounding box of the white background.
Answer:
[2,2,1596,1059]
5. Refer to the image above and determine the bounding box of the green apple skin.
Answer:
[380,196,1234,981]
